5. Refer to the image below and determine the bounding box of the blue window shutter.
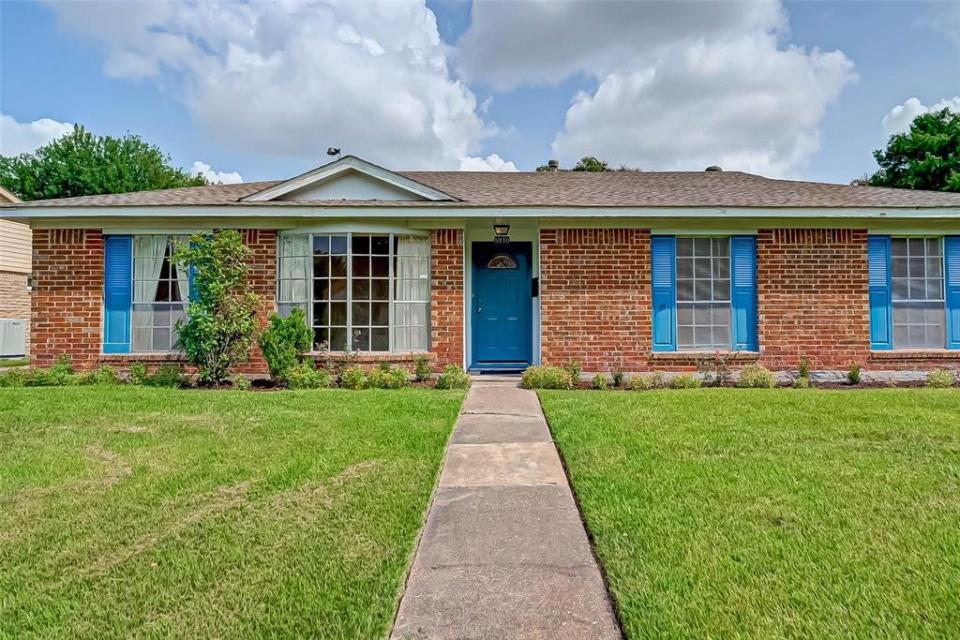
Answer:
[651,236,676,352]
[730,236,758,351]
[868,235,893,350]
[945,236,960,349]
[103,235,133,354]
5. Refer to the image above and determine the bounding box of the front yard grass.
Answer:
[540,389,960,639]
[0,386,464,639]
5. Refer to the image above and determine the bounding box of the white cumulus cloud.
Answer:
[42,0,509,171]
[458,0,856,177]
[0,113,74,156]
[458,154,518,171]
[190,161,244,184]
[881,97,960,136]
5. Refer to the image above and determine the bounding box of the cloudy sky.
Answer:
[1,0,958,185]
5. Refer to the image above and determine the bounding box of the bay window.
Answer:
[277,232,430,352]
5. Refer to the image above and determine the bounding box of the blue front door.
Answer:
[471,242,532,370]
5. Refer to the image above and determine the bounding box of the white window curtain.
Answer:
[175,255,190,302]
[393,236,430,351]
[278,234,310,317]
[132,236,169,351]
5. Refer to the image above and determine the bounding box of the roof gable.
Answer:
[240,155,456,203]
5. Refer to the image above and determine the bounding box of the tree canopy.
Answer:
[536,156,623,172]
[0,125,206,201]
[868,108,960,192]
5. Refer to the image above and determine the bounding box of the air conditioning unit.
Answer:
[0,319,27,358]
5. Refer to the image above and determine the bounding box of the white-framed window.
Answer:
[891,237,946,349]
[676,237,731,350]
[277,232,430,352]
[132,235,189,352]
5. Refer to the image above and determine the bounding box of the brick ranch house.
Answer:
[3,155,960,376]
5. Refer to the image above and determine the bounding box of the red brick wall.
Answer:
[540,229,651,371]
[430,229,464,370]
[32,229,103,369]
[235,229,276,374]
[756,228,871,369]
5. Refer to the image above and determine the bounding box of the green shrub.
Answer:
[79,365,120,386]
[798,357,811,379]
[286,362,333,389]
[629,372,666,390]
[414,355,432,382]
[521,365,575,390]
[612,369,626,388]
[259,308,313,381]
[340,366,367,390]
[367,364,410,389]
[129,362,149,385]
[148,365,188,388]
[793,375,812,389]
[0,369,28,387]
[926,368,956,388]
[737,364,775,388]
[592,373,608,390]
[231,375,252,391]
[670,374,701,389]
[565,360,582,383]
[173,231,260,384]
[847,363,862,385]
[435,365,471,390]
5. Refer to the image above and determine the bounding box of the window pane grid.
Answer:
[279,232,430,353]
[132,236,187,353]
[892,237,945,348]
[676,237,731,351]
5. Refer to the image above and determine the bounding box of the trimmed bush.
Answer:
[259,308,313,381]
[129,362,149,385]
[737,364,775,389]
[592,373,609,390]
[565,360,582,383]
[148,365,189,388]
[670,374,701,389]
[79,365,120,386]
[0,369,28,387]
[231,375,252,391]
[340,366,367,390]
[435,365,471,390]
[521,365,575,390]
[629,372,666,390]
[793,375,813,389]
[926,369,956,388]
[287,362,333,389]
[414,355,432,383]
[367,364,410,389]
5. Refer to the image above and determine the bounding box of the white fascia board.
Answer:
[240,155,455,202]
[4,205,960,221]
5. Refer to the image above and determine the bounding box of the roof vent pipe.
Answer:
[705,165,723,172]
[547,159,560,171]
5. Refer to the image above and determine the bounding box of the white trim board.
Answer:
[240,156,456,203]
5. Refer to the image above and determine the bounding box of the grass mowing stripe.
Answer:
[0,387,464,639]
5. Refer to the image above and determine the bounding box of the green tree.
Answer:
[572,156,609,172]
[258,308,313,381]
[173,231,260,385]
[0,125,206,201]
[869,108,960,192]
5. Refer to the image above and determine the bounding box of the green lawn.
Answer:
[540,389,960,639]
[0,386,464,639]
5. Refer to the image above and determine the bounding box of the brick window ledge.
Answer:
[650,350,760,361]
[306,352,432,363]
[101,352,433,365]
[870,350,960,361]
[100,352,184,364]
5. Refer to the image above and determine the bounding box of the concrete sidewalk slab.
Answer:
[391,379,621,640]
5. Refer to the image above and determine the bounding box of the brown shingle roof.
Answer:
[8,171,960,209]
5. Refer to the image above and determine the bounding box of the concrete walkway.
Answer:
[391,377,621,640]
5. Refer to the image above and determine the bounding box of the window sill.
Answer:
[870,350,960,361]
[650,350,760,363]
[307,351,432,362]
[100,352,185,363]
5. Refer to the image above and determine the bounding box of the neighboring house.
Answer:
[0,186,30,357]
[3,154,960,375]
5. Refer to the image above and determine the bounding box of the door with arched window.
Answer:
[471,242,532,370]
